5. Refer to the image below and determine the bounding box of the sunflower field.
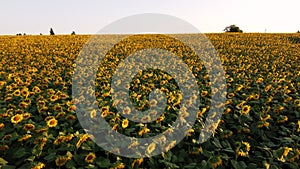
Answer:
[0,33,300,169]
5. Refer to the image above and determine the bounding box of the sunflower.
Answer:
[13,89,21,96]
[112,124,119,131]
[76,134,89,148]
[23,124,35,131]
[32,86,41,93]
[241,105,251,115]
[53,104,63,112]
[165,140,176,152]
[31,162,45,169]
[210,156,222,169]
[38,106,49,113]
[54,136,66,145]
[122,106,131,115]
[278,147,293,162]
[60,93,68,99]
[56,112,66,118]
[261,114,271,121]
[112,163,125,169]
[67,105,76,112]
[146,142,156,155]
[294,99,300,107]
[253,94,260,100]
[19,102,28,109]
[85,152,96,163]
[0,123,4,129]
[35,127,48,133]
[277,115,288,123]
[138,127,150,136]
[156,115,165,123]
[50,95,59,102]
[65,134,74,142]
[256,77,263,83]
[236,141,250,157]
[223,108,231,115]
[11,114,23,124]
[297,120,300,132]
[265,84,272,92]
[101,111,108,118]
[90,109,97,118]
[65,115,76,121]
[227,77,234,83]
[21,87,29,97]
[6,85,12,91]
[201,91,208,97]
[122,119,129,129]
[227,92,235,98]
[37,100,46,107]
[141,115,151,123]
[236,84,243,91]
[197,107,207,118]
[225,99,233,105]
[131,158,144,168]
[47,118,58,128]
[18,134,32,142]
[221,130,233,139]
[55,156,69,167]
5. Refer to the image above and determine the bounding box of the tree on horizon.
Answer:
[50,28,55,35]
[224,25,243,33]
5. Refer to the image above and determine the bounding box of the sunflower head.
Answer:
[46,117,58,128]
[55,156,69,167]
[85,152,96,163]
[241,105,251,115]
[11,114,23,124]
[122,119,129,129]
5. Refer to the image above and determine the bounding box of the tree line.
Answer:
[16,26,300,35]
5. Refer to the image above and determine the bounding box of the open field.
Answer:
[0,33,300,169]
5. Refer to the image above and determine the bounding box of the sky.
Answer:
[0,0,299,35]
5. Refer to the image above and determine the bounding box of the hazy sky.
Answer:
[1,0,299,35]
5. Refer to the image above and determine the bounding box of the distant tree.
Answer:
[71,31,76,35]
[16,33,22,36]
[297,30,300,33]
[50,28,55,35]
[40,33,43,35]
[224,25,243,33]
[23,33,26,36]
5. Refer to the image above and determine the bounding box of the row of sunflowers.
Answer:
[0,33,300,168]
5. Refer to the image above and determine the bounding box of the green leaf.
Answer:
[212,138,222,148]
[18,163,31,169]
[44,152,56,162]
[161,160,179,169]
[96,158,110,168]
[184,163,197,169]
[246,163,257,169]
[65,160,76,169]
[26,155,35,162]
[2,165,16,169]
[231,160,247,169]
[283,163,299,169]
[269,165,279,169]
[13,148,27,159]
